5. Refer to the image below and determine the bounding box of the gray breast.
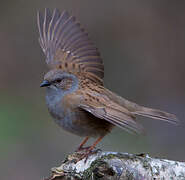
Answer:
[45,88,84,136]
[46,88,67,126]
[45,87,112,137]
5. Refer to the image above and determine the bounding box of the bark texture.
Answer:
[45,150,185,180]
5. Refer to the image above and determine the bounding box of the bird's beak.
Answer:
[40,80,51,87]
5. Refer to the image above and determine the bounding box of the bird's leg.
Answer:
[87,136,104,152]
[79,136,105,162]
[76,136,89,151]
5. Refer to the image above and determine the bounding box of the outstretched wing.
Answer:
[37,8,104,83]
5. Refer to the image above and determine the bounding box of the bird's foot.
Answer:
[75,146,91,152]
[68,148,100,164]
[78,148,100,163]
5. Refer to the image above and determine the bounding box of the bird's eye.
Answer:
[55,79,62,83]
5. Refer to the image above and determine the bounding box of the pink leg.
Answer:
[87,136,104,152]
[77,137,89,151]
[80,136,105,161]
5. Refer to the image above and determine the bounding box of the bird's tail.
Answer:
[103,88,179,125]
[133,106,179,125]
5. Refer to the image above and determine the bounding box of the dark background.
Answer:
[1,0,185,179]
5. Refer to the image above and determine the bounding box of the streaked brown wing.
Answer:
[77,90,145,135]
[103,88,179,125]
[37,8,104,83]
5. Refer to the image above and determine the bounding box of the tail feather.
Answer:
[133,106,179,125]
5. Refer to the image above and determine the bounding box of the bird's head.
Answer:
[40,69,79,94]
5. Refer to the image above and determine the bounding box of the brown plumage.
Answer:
[38,9,179,157]
[37,8,104,84]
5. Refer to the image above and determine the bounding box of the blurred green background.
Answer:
[0,0,185,179]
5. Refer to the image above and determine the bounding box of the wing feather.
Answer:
[79,103,144,135]
[37,9,104,83]
[78,90,145,135]
[103,89,179,125]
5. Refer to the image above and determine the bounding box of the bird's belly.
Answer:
[48,103,113,137]
[52,108,87,136]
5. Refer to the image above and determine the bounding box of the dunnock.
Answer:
[37,9,178,157]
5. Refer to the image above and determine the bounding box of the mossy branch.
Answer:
[45,150,185,180]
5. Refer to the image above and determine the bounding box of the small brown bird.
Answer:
[38,9,178,157]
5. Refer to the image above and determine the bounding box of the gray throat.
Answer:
[45,74,79,106]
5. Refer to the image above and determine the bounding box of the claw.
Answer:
[78,148,99,163]
[75,146,91,152]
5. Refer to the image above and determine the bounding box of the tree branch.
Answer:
[45,150,185,180]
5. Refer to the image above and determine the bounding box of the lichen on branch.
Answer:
[45,150,185,180]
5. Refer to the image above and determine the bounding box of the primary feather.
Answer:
[37,8,104,84]
[103,88,179,125]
